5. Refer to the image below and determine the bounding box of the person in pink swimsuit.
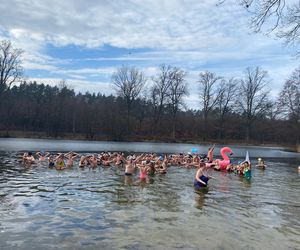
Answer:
[139,165,148,180]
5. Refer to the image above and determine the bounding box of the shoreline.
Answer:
[1,130,299,153]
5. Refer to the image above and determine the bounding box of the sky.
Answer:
[0,0,299,109]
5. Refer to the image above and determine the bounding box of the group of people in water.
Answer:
[22,145,264,189]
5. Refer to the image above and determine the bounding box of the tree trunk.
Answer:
[203,113,208,141]
[245,124,250,143]
[72,111,76,135]
[172,115,176,140]
[126,102,131,135]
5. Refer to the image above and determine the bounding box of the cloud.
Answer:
[0,0,257,50]
[0,0,298,109]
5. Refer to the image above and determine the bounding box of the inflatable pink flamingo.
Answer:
[215,147,233,170]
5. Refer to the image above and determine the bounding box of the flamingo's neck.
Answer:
[221,151,229,161]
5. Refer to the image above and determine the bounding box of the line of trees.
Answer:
[0,40,299,145]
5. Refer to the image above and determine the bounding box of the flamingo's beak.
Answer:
[230,153,233,156]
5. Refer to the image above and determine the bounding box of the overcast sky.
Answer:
[0,0,299,108]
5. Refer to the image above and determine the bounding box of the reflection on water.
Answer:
[0,151,299,249]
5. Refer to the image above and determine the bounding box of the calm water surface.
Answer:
[0,139,299,249]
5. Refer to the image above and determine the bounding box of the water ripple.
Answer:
[0,152,299,249]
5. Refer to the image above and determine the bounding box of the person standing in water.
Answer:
[207,145,215,163]
[22,152,35,166]
[138,162,149,181]
[124,156,135,176]
[48,154,55,168]
[194,161,213,189]
[79,155,88,168]
[158,155,168,174]
[36,151,50,161]
[55,153,65,170]
[89,155,98,168]
[65,151,78,168]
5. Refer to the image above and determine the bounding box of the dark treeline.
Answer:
[0,40,299,145]
[0,68,298,145]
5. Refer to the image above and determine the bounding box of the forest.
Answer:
[0,40,299,146]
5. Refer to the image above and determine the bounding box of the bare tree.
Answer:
[112,65,146,133]
[236,66,271,141]
[278,3,300,50]
[0,40,23,95]
[198,71,223,141]
[151,64,173,133]
[218,1,300,54]
[241,0,287,31]
[216,77,238,139]
[277,66,300,144]
[2,77,300,145]
[167,67,189,140]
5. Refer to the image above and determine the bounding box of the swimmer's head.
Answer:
[28,152,32,156]
[199,162,206,168]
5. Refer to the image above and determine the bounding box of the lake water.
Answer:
[0,138,299,249]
